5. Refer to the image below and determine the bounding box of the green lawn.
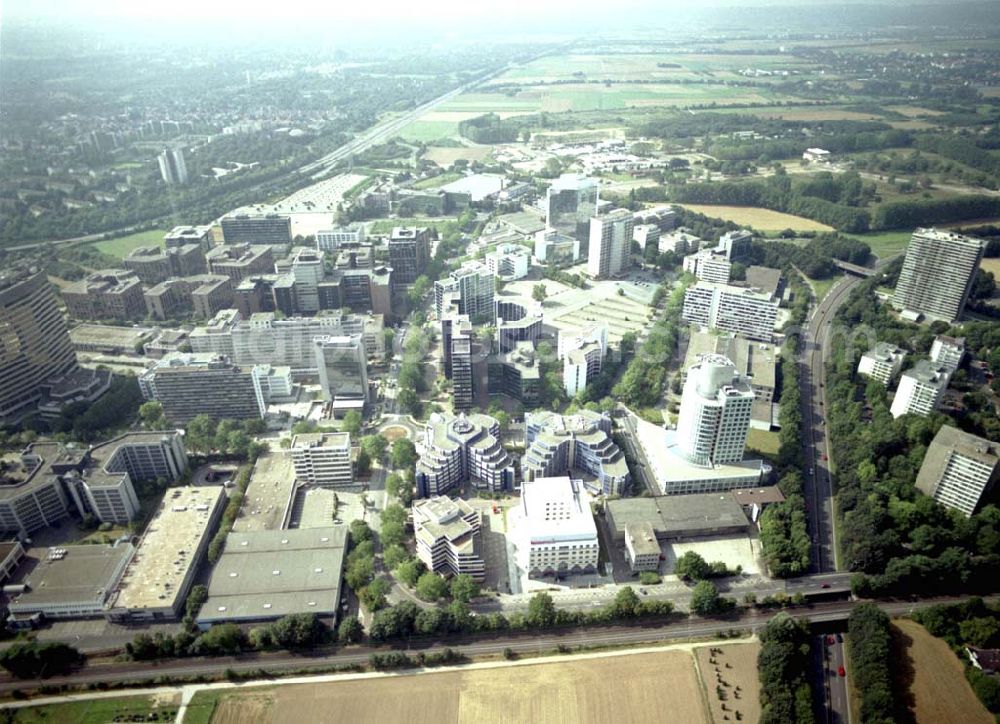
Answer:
[12,695,177,723]
[367,217,451,234]
[806,275,841,303]
[181,691,222,724]
[746,428,780,456]
[89,228,169,258]
[410,172,463,190]
[845,230,913,259]
[397,120,459,143]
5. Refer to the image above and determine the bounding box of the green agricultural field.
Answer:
[11,695,178,723]
[398,120,460,143]
[845,230,913,259]
[410,172,463,190]
[89,228,168,257]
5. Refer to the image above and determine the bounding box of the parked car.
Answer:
[837,665,846,677]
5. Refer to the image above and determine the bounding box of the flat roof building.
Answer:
[514,477,599,579]
[290,433,353,488]
[416,413,514,497]
[388,227,430,286]
[587,208,634,279]
[196,527,347,629]
[413,497,484,581]
[624,522,660,572]
[206,244,275,282]
[523,410,630,496]
[931,335,966,374]
[916,426,1000,517]
[605,493,752,542]
[485,243,530,281]
[858,342,907,387]
[220,213,292,246]
[683,281,779,343]
[108,486,226,621]
[62,270,145,322]
[546,174,599,245]
[138,353,268,423]
[165,225,213,253]
[683,249,732,285]
[890,360,951,419]
[892,228,985,323]
[682,331,776,428]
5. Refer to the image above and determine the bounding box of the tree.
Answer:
[338,615,364,644]
[0,642,84,678]
[390,438,418,469]
[360,577,392,611]
[674,551,710,582]
[185,584,208,619]
[386,472,404,499]
[612,586,641,618]
[690,580,723,616]
[186,414,217,452]
[397,388,421,416]
[350,519,373,544]
[345,556,375,592]
[383,544,409,570]
[342,410,363,435]
[361,434,388,463]
[526,591,556,628]
[531,283,548,303]
[356,448,372,477]
[381,520,406,549]
[139,401,166,429]
[450,574,480,603]
[415,607,449,635]
[268,613,327,649]
[190,624,246,656]
[395,558,425,588]
[416,572,449,602]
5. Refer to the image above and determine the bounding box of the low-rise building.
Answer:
[124,244,206,284]
[485,243,530,281]
[683,249,732,284]
[206,243,275,282]
[290,433,353,487]
[413,497,484,581]
[165,225,212,253]
[62,270,145,321]
[624,522,660,572]
[514,477,599,579]
[858,342,907,386]
[658,229,701,255]
[605,493,752,542]
[916,425,1000,517]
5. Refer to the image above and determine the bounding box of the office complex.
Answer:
[682,331,776,429]
[485,243,530,281]
[434,261,495,321]
[496,300,543,353]
[206,244,275,282]
[415,413,515,497]
[413,497,485,581]
[164,225,212,253]
[676,355,754,466]
[157,147,188,185]
[290,433,353,487]
[857,342,907,386]
[533,229,580,264]
[62,270,145,321]
[514,477,599,578]
[523,410,630,496]
[546,174,599,245]
[683,248,732,284]
[916,426,1000,517]
[0,432,187,536]
[316,224,365,251]
[931,335,966,373]
[314,335,369,411]
[124,244,207,284]
[633,224,661,255]
[388,227,430,285]
[659,229,702,255]
[892,228,985,322]
[890,360,951,419]
[716,230,753,261]
[560,326,608,398]
[0,269,78,423]
[682,281,779,343]
[143,275,234,321]
[488,341,541,407]
[220,213,292,246]
[138,354,273,423]
[587,208,634,278]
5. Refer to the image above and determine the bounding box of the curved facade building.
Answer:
[0,270,78,423]
[415,413,514,497]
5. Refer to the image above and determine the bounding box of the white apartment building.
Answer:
[890,360,951,419]
[682,281,779,343]
[559,326,608,398]
[485,243,530,281]
[316,225,365,251]
[931,335,966,373]
[659,229,701,255]
[916,426,1000,517]
[633,224,661,254]
[515,477,599,578]
[413,497,485,580]
[683,249,732,284]
[290,433,353,487]
[892,228,985,323]
[675,354,755,466]
[857,342,907,386]
[587,208,634,278]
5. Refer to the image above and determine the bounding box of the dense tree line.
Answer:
[458,113,519,144]
[757,613,815,724]
[0,641,84,678]
[873,194,1000,230]
[847,604,898,724]
[48,374,142,442]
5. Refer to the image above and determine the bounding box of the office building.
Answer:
[485,243,530,281]
[533,229,580,265]
[633,224,661,255]
[415,413,514,497]
[716,230,753,261]
[634,205,677,232]
[291,248,325,313]
[290,433,353,487]
[676,355,754,466]
[413,497,485,581]
[659,229,702,255]
[220,213,292,246]
[496,300,543,353]
[916,426,1000,517]
[858,342,907,386]
[206,244,275,282]
[546,174,599,245]
[683,249,732,284]
[157,147,188,185]
[316,224,365,251]
[682,331,776,429]
[196,527,347,629]
[164,225,212,253]
[523,410,630,496]
[514,477,599,579]
[314,335,369,410]
[138,354,268,423]
[560,326,608,398]
[0,269,78,423]
[931,335,966,373]
[890,360,951,419]
[488,341,541,407]
[124,244,206,284]
[682,281,779,343]
[624,522,661,572]
[587,208,634,278]
[388,227,430,285]
[142,275,233,321]
[62,270,145,321]
[434,261,495,321]
[108,486,226,621]
[451,330,475,412]
[892,228,985,322]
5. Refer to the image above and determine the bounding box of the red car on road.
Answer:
[838,665,846,677]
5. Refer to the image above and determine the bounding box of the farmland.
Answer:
[11,694,179,723]
[980,257,1000,277]
[187,645,760,723]
[844,230,913,258]
[89,228,169,257]
[694,642,762,724]
[676,204,835,232]
[892,619,992,724]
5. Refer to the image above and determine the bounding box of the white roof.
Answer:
[519,477,597,545]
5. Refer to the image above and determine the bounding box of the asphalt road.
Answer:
[0,595,975,696]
